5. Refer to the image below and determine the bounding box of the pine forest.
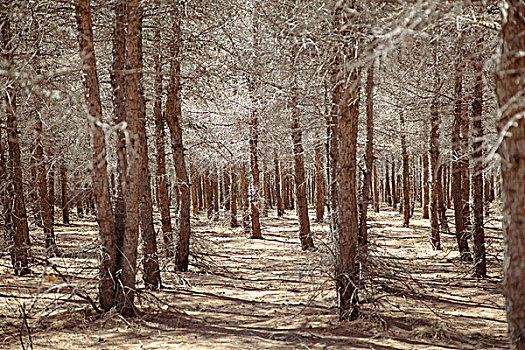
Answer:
[1,0,525,349]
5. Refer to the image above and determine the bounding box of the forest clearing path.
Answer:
[1,206,508,349]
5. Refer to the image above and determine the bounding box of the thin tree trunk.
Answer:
[190,165,198,216]
[401,113,410,227]
[358,63,375,243]
[116,0,141,316]
[230,166,239,227]
[136,10,161,289]
[422,154,429,219]
[1,2,30,274]
[165,1,191,272]
[75,0,117,311]
[373,160,379,212]
[211,168,219,217]
[274,152,284,217]
[224,168,231,212]
[452,35,471,260]
[110,0,127,280]
[471,57,486,277]
[48,159,55,225]
[315,140,325,223]
[497,2,525,346]
[34,95,57,254]
[461,100,471,226]
[60,163,70,225]
[429,49,441,250]
[391,158,397,209]
[249,111,262,239]
[240,163,250,234]
[152,1,173,256]
[291,106,313,249]
[262,164,270,217]
[385,161,392,206]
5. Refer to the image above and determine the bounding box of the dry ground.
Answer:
[0,203,508,349]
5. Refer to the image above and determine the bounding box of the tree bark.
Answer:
[452,35,471,260]
[60,163,70,225]
[332,1,359,321]
[291,106,314,249]
[153,1,173,257]
[136,9,161,289]
[190,165,198,216]
[315,140,325,223]
[385,162,392,206]
[373,161,380,213]
[497,2,525,347]
[110,0,127,279]
[249,111,262,239]
[116,0,141,316]
[401,113,410,228]
[391,158,397,209]
[48,158,55,225]
[274,152,284,217]
[429,49,441,250]
[359,64,375,243]
[34,94,57,254]
[471,56,486,277]
[422,154,430,219]
[75,0,117,311]
[240,163,250,234]
[165,1,191,272]
[262,164,270,217]
[224,168,231,212]
[230,167,239,227]
[1,2,30,275]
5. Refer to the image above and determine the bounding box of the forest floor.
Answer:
[0,203,508,349]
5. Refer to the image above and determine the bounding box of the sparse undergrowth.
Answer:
[0,204,508,349]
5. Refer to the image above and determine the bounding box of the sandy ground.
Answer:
[0,203,508,349]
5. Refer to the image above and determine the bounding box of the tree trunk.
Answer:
[190,165,198,216]
[110,0,128,281]
[391,158,397,209]
[422,154,430,219]
[1,3,30,275]
[262,164,270,217]
[211,168,219,217]
[358,64,375,243]
[75,0,117,311]
[385,161,392,206]
[137,10,161,289]
[48,159,55,225]
[401,113,410,228]
[34,95,57,254]
[452,35,471,260]
[429,49,441,250]
[291,106,314,249]
[224,168,231,212]
[116,0,141,316]
[461,96,471,227]
[471,57,486,278]
[274,152,284,217]
[165,1,191,272]
[249,111,262,239]
[230,167,239,227]
[60,163,70,225]
[240,163,250,234]
[373,161,380,212]
[152,2,173,257]
[332,2,359,321]
[497,2,525,346]
[315,140,325,223]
